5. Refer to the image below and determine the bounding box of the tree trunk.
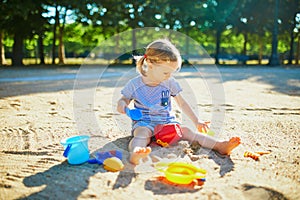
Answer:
[132,28,137,65]
[58,26,65,64]
[38,32,45,65]
[288,13,296,65]
[58,7,68,65]
[115,33,120,54]
[185,29,189,56]
[52,5,59,64]
[242,32,248,65]
[259,41,263,65]
[288,31,294,65]
[0,31,7,65]
[215,28,221,65]
[12,33,23,66]
[268,0,280,66]
[296,34,300,65]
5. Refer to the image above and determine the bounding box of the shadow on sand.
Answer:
[20,136,135,199]
[20,135,236,198]
[1,66,299,98]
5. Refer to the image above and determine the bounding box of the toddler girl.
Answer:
[117,39,240,165]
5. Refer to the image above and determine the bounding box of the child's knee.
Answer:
[133,127,152,136]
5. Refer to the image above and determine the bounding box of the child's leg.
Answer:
[129,126,152,165]
[181,127,240,155]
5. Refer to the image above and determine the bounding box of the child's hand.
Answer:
[197,121,210,133]
[117,105,126,114]
[117,98,128,114]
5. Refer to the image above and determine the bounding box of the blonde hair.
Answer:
[136,39,182,76]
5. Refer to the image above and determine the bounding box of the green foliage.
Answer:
[1,0,299,64]
[0,0,48,37]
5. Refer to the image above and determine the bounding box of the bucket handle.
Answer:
[63,144,72,157]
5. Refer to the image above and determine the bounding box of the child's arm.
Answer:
[174,94,209,132]
[117,96,131,114]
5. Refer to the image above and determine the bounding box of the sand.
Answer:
[0,65,299,200]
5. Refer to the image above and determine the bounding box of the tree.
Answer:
[229,0,277,64]
[46,0,84,64]
[0,31,6,65]
[268,0,280,66]
[57,5,68,64]
[38,31,46,65]
[51,3,59,64]
[202,0,240,64]
[279,0,300,64]
[0,0,48,66]
[0,3,8,65]
[157,0,204,56]
[0,0,297,66]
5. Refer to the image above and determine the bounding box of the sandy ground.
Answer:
[0,65,299,200]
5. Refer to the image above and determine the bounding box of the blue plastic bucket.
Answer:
[60,135,90,165]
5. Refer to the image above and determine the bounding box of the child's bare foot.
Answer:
[130,147,151,165]
[216,137,241,155]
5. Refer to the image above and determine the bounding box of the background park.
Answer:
[0,1,300,200]
[0,0,299,66]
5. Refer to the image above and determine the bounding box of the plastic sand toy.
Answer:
[244,151,260,161]
[125,107,142,120]
[244,150,271,161]
[103,157,124,172]
[60,135,90,165]
[88,150,124,172]
[155,162,206,185]
[88,150,122,164]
